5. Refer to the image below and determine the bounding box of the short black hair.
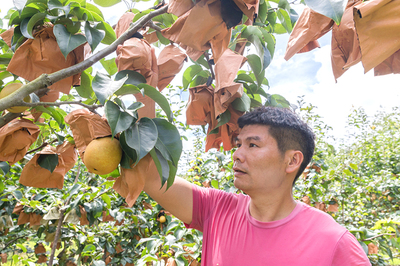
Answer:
[237,106,315,184]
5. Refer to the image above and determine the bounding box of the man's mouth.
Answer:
[233,166,246,175]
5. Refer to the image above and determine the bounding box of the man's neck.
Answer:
[248,190,297,222]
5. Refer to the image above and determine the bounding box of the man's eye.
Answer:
[249,143,257,147]
[236,143,242,148]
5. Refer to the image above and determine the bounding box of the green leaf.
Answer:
[93,0,121,7]
[304,0,346,24]
[278,0,291,12]
[37,154,59,173]
[153,118,182,166]
[74,69,93,98]
[266,94,290,108]
[14,0,28,11]
[105,101,135,138]
[10,26,25,51]
[125,118,158,164]
[13,190,23,200]
[247,54,262,75]
[20,13,46,39]
[156,31,170,45]
[84,21,105,52]
[119,132,137,163]
[115,70,147,86]
[182,65,202,90]
[232,93,251,112]
[101,194,111,209]
[236,73,255,84]
[85,3,104,20]
[0,54,12,65]
[96,21,116,45]
[99,57,118,76]
[137,84,173,122]
[209,110,231,134]
[0,161,9,175]
[149,148,170,187]
[92,72,128,105]
[46,107,65,129]
[16,244,27,253]
[53,24,87,58]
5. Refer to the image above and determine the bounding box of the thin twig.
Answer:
[204,52,215,81]
[22,101,103,110]
[363,233,396,241]
[48,165,82,265]
[26,139,58,155]
[0,233,31,252]
[145,20,163,32]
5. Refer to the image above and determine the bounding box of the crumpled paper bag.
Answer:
[353,0,400,73]
[79,205,89,226]
[116,34,159,118]
[214,83,243,119]
[113,154,158,207]
[284,7,334,60]
[43,206,60,220]
[16,211,43,226]
[331,0,362,80]
[213,49,246,117]
[186,84,215,126]
[0,118,40,164]
[206,106,243,151]
[34,243,46,254]
[233,0,259,22]
[63,208,80,224]
[162,0,231,61]
[168,0,197,17]
[64,109,112,157]
[19,141,78,189]
[374,49,400,76]
[7,26,86,94]
[114,12,136,39]
[0,28,17,48]
[157,44,187,91]
[186,84,242,151]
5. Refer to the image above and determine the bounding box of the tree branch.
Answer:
[363,233,396,241]
[22,101,103,111]
[0,5,168,114]
[0,112,24,128]
[204,52,215,81]
[26,139,58,155]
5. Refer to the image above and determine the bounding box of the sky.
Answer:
[1,1,400,143]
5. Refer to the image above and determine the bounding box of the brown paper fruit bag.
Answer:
[0,118,40,164]
[19,142,78,189]
[157,45,188,91]
[64,109,112,157]
[7,26,85,94]
[113,154,159,207]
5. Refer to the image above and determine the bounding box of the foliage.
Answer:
[0,0,378,265]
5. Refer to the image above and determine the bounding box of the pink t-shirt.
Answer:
[186,185,371,266]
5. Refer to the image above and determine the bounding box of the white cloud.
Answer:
[268,33,400,142]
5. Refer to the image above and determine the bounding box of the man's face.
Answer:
[233,125,288,194]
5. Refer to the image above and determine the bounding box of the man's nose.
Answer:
[232,147,243,162]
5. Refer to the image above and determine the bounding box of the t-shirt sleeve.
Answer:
[184,184,227,232]
[331,231,371,266]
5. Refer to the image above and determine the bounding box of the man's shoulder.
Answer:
[193,185,249,207]
[297,202,347,235]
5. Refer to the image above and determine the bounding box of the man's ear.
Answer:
[285,150,304,174]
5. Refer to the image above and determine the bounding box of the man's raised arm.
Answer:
[144,174,194,225]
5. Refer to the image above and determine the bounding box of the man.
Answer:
[144,106,371,265]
